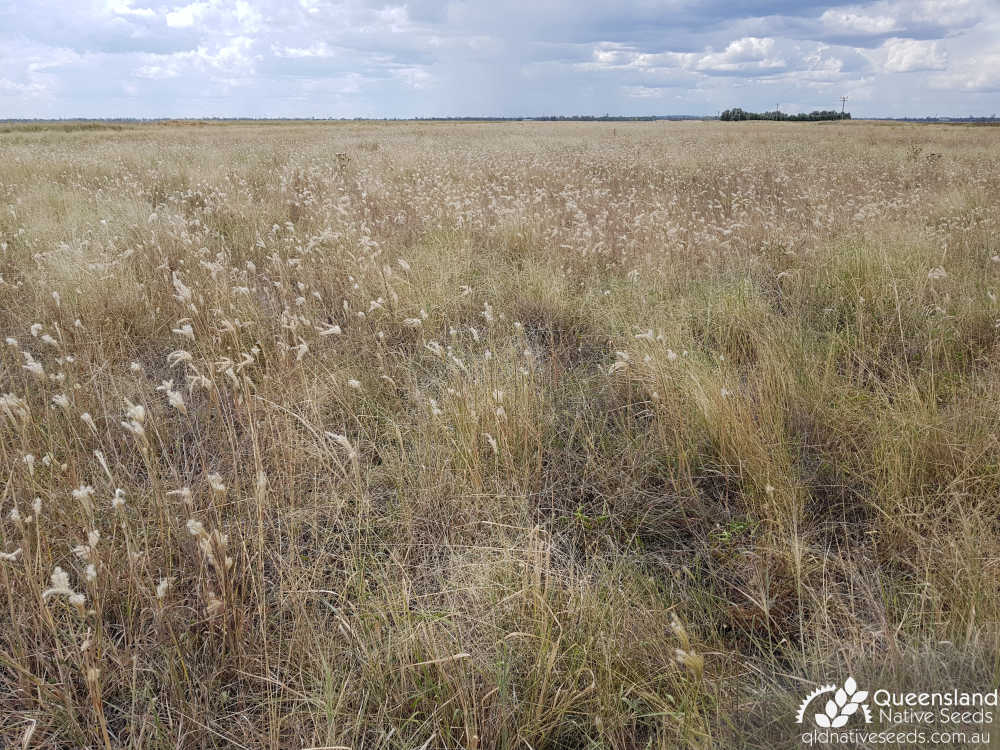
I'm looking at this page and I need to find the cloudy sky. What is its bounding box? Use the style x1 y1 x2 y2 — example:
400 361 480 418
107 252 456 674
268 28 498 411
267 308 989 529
0 0 998 118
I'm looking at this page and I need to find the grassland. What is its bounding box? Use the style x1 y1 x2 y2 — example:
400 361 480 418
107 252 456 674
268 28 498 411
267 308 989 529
1 120 1000 748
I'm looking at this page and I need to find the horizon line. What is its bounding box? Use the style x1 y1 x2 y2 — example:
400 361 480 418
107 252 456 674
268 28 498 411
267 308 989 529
3 114 1000 122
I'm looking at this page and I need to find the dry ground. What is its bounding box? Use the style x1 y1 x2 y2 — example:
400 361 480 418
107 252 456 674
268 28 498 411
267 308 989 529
2 119 1000 748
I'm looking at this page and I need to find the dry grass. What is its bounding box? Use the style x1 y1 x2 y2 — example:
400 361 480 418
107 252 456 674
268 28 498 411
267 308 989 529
1 119 1000 748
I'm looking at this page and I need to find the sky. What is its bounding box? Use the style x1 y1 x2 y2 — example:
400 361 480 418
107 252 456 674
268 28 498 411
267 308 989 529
0 0 998 119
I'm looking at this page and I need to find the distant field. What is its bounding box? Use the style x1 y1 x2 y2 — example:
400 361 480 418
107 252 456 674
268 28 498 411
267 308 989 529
2 120 999 748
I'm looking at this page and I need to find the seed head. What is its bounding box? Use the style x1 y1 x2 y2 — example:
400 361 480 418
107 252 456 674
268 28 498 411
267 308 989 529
326 432 358 461
1 393 30 424
482 433 498 455
125 402 146 424
167 349 193 366
22 355 45 379
156 577 174 599
157 380 187 414
207 473 226 494
168 487 193 507
73 485 96 514
42 567 76 600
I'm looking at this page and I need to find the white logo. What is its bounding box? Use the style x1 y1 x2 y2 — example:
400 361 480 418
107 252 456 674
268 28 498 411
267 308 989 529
796 677 872 728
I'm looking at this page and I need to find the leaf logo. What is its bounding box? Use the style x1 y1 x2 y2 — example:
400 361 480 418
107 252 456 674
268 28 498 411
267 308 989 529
795 676 872 728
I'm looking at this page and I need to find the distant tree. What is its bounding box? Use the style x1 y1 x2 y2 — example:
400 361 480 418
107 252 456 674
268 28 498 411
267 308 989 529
718 107 849 122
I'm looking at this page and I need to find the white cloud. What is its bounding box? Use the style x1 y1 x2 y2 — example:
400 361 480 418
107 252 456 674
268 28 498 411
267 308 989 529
391 66 434 90
582 37 786 77
696 37 785 73
0 77 47 96
623 85 667 99
931 54 1000 92
106 1 157 20
165 2 206 29
880 37 946 72
820 8 898 35
233 0 264 32
272 42 331 59
901 0 983 29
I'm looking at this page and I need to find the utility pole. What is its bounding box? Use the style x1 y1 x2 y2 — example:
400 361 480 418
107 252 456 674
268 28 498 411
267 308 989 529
840 96 848 118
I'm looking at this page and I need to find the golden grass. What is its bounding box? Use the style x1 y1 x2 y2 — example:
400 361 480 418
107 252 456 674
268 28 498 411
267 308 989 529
2 119 1000 748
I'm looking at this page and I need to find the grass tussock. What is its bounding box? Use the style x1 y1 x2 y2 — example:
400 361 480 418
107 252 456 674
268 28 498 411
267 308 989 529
2 120 1000 748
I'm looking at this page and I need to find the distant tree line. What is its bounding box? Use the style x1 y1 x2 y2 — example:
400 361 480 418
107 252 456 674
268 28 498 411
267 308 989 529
719 108 850 121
